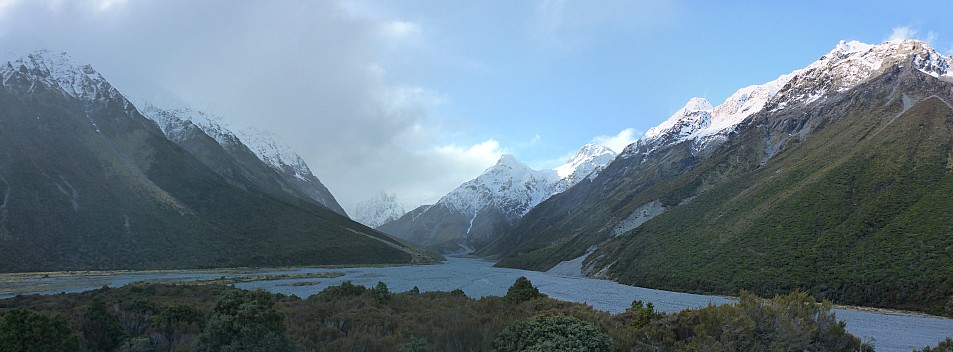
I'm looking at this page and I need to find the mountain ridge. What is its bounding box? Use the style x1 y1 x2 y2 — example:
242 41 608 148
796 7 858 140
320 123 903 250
0 50 437 271
137 102 349 216
483 39 953 315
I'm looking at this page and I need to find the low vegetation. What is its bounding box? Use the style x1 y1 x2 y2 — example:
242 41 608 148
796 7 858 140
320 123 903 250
0 277 887 351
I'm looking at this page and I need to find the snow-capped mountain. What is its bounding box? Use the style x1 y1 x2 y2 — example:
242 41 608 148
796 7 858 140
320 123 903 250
137 102 349 216
623 39 953 161
378 144 616 252
352 192 407 228
441 144 616 221
488 38 953 295
1 50 125 104
552 144 617 194
0 49 438 271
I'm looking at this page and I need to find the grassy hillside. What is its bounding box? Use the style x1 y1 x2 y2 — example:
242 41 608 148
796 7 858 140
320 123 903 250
0 65 440 272
489 66 953 316
588 69 953 316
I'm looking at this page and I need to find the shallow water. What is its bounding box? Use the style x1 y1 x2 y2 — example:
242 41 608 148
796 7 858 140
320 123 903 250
2 257 951 351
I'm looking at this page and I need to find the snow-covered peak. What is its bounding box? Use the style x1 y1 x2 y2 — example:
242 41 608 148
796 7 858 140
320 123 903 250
627 39 952 160
352 192 407 229
440 155 557 217
831 40 876 55
552 144 617 193
554 144 616 179
495 154 528 169
138 100 317 182
643 98 713 140
138 102 236 145
437 146 615 219
0 50 123 102
710 72 796 132
795 39 951 96
682 97 715 112
232 126 315 182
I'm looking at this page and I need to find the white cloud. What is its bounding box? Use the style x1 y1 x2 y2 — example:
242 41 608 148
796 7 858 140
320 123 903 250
343 140 504 212
88 0 126 12
381 20 421 40
0 0 19 16
888 26 918 42
592 128 641 153
887 26 938 44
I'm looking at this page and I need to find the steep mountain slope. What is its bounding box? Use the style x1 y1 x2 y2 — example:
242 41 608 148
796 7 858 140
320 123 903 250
351 192 406 228
0 50 438 272
379 145 615 252
486 40 953 314
138 103 348 216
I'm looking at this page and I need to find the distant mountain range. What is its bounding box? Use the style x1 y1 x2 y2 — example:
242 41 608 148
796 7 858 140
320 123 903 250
0 50 439 272
378 144 615 252
479 39 953 316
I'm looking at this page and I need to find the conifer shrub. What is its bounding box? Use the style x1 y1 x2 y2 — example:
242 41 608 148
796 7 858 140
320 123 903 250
504 276 546 304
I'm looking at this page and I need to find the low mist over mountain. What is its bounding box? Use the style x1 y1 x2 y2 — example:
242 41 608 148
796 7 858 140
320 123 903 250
351 192 407 228
378 144 615 252
0 50 438 272
483 39 953 315
138 102 349 216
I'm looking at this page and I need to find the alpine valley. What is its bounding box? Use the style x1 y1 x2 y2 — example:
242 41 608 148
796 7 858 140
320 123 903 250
0 50 440 272
468 39 953 316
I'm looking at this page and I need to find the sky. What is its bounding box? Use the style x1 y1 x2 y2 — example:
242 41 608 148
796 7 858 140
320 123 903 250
0 0 951 213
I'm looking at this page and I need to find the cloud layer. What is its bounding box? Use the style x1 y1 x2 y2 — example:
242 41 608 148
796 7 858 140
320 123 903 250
0 0 521 212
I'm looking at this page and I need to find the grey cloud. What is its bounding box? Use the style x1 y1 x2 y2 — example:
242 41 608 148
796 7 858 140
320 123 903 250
0 0 502 212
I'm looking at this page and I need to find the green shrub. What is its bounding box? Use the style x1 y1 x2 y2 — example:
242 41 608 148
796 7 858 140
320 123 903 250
918 338 953 352
493 314 612 352
374 281 392 304
81 297 128 351
504 276 546 304
194 290 297 352
0 308 81 352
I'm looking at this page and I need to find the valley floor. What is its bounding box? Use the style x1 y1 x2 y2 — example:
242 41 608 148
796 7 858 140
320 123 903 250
1 257 951 351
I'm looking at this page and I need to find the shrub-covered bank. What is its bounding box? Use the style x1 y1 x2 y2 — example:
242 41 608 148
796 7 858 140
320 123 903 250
0 278 889 351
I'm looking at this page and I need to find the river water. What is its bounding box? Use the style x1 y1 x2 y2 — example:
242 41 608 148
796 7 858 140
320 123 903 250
2 257 950 351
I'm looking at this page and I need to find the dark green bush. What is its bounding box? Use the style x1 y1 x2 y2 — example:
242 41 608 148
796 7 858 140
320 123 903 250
0 308 81 352
194 289 297 352
493 314 612 352
504 276 546 304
